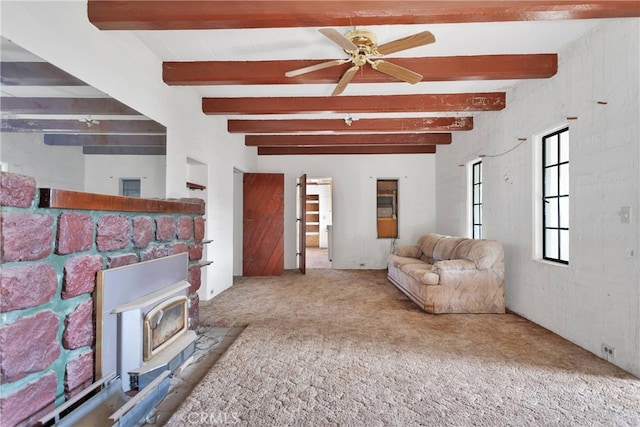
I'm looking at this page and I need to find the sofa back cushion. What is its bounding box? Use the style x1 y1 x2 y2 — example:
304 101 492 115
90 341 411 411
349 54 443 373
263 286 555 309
433 237 465 261
451 239 504 270
416 233 446 263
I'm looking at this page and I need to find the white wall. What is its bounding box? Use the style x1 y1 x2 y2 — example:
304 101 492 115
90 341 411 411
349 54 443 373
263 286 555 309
436 19 640 377
257 154 436 269
84 155 166 198
0 133 85 191
1 1 257 300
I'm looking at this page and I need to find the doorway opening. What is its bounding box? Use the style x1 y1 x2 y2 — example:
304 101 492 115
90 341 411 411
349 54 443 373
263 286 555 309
303 177 333 269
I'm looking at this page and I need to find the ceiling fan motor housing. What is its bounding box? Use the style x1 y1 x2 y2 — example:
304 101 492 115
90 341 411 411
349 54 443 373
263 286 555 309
345 29 378 65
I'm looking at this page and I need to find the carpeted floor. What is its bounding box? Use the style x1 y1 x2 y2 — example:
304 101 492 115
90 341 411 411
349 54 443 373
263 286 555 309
167 269 640 426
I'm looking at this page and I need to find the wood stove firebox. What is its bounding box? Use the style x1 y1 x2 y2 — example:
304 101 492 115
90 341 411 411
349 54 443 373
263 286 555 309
143 295 189 361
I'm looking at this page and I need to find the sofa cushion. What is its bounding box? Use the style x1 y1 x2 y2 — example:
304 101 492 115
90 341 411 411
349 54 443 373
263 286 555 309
394 245 422 258
400 263 439 285
433 237 465 261
416 233 446 263
388 254 426 269
451 239 503 270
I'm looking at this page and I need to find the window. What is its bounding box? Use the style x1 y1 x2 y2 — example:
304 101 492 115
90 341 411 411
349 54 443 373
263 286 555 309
471 160 483 239
121 178 141 197
376 179 398 238
542 127 569 263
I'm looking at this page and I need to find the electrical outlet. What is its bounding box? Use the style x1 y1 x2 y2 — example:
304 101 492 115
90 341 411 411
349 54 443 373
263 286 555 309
602 343 615 361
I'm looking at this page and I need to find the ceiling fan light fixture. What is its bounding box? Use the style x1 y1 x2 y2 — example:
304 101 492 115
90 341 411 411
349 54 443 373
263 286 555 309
344 114 353 126
285 27 436 96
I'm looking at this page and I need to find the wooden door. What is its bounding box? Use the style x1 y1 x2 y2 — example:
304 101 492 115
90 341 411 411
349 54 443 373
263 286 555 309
243 173 284 276
298 174 306 274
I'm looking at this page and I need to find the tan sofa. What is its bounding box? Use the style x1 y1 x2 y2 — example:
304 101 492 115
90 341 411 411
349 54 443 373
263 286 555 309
387 233 505 314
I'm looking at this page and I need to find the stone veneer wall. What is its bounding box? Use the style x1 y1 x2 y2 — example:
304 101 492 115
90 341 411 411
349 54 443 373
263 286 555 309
0 172 206 426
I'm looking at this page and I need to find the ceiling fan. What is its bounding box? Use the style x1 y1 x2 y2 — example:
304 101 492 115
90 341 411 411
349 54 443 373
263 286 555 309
285 28 436 96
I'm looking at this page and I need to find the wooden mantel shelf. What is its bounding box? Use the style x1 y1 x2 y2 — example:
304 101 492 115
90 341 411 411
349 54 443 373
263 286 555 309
39 188 205 214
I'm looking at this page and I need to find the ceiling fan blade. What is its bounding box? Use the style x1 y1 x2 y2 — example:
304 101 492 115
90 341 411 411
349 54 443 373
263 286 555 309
285 59 348 77
332 65 359 96
376 31 436 56
370 60 423 84
319 28 358 51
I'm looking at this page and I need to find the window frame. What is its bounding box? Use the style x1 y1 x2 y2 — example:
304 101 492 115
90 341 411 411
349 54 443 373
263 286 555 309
120 178 141 198
471 160 483 239
541 127 569 264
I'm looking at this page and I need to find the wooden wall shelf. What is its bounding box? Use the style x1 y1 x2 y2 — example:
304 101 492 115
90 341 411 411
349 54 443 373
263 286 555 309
186 181 206 191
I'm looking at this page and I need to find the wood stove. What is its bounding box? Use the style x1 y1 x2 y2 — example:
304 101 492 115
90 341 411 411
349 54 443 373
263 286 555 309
97 253 197 392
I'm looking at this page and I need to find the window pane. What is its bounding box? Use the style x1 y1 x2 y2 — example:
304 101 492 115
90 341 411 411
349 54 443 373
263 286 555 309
474 205 481 223
545 135 558 165
545 229 559 259
559 131 569 163
559 163 569 195
473 225 482 239
544 166 558 196
474 184 481 202
559 229 569 261
545 198 558 227
559 197 569 228
121 179 141 197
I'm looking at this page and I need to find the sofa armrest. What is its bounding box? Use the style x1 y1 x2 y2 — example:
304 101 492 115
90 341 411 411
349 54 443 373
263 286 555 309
395 245 422 258
432 259 477 273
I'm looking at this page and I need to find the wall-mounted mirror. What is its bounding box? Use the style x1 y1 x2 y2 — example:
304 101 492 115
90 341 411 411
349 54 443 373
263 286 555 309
0 37 167 198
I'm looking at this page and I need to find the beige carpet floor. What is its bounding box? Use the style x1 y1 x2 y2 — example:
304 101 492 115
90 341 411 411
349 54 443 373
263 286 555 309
167 269 640 426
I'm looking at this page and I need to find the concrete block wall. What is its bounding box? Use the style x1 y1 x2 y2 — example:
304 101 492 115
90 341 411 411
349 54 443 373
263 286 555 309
0 172 205 426
435 18 640 377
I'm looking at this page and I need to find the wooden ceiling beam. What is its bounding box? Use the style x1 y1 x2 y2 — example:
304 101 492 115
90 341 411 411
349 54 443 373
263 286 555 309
206 94 504 115
246 133 451 146
229 117 472 134
1 119 166 134
88 1 640 30
257 145 436 155
44 134 166 147
167 55 557 86
1 62 86 86
82 146 166 155
1 97 142 115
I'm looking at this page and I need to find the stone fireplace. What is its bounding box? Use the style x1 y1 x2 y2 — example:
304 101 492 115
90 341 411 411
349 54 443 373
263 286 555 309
0 172 207 426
